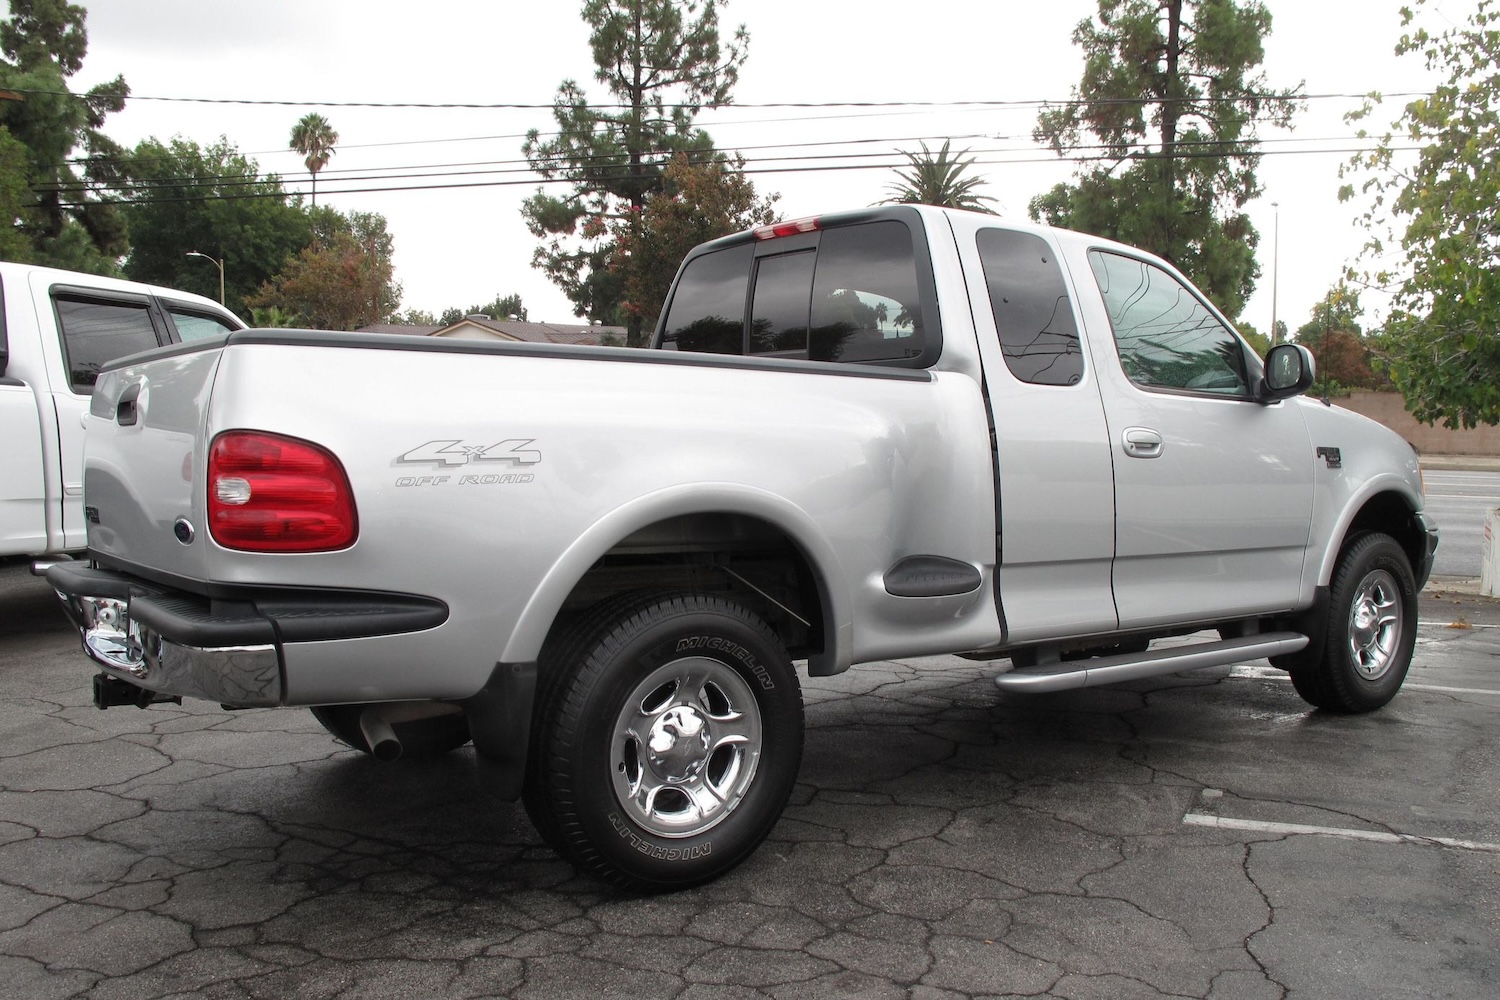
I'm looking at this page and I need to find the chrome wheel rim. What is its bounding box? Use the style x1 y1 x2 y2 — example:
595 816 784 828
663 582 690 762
610 656 762 838
1347 569 1402 681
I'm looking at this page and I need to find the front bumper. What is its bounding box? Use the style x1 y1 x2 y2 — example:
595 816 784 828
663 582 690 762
1414 511 1440 591
47 563 447 708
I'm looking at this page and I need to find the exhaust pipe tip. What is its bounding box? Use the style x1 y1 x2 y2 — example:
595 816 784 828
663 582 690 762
358 708 403 761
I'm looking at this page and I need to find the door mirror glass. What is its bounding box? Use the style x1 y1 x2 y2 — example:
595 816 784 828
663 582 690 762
1263 343 1315 398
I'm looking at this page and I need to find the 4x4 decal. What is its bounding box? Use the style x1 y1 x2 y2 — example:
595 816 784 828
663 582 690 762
395 439 541 467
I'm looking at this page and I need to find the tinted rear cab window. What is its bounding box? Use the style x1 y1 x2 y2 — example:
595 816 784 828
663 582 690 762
657 211 939 367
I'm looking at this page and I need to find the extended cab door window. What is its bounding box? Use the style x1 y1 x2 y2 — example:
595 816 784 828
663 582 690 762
977 228 1084 386
1087 251 1252 397
53 294 163 393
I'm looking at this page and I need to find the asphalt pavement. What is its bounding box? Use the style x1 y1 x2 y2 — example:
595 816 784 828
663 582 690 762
0 566 1496 999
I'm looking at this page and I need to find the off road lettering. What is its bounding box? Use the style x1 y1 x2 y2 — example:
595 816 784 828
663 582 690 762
674 636 775 689
458 474 535 485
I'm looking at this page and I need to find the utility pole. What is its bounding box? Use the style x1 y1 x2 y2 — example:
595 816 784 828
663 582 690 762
1269 201 1280 346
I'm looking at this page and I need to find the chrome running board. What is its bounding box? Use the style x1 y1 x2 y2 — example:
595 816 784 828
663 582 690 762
994 632 1309 694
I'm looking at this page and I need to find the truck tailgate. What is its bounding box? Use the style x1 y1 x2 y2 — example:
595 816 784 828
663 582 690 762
85 342 224 582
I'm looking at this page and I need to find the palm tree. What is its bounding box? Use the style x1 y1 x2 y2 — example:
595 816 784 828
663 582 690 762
882 140 997 213
289 113 339 207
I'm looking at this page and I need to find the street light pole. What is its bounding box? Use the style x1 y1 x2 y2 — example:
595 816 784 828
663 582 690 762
1269 202 1280 347
184 251 225 305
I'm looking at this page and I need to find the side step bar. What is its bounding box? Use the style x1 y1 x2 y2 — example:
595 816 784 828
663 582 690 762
994 632 1309 693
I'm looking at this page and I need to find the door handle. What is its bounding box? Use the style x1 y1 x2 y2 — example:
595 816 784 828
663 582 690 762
1122 426 1163 458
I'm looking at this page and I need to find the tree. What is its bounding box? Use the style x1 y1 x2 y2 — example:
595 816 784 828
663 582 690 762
289 112 337 208
249 209 400 330
522 0 748 345
0 0 131 270
391 308 437 326
122 136 310 314
1341 0 1500 427
1028 0 1301 319
457 293 528 322
882 140 996 212
1294 286 1381 394
610 152 776 333
1236 320 1270 357
248 305 298 328
0 125 32 261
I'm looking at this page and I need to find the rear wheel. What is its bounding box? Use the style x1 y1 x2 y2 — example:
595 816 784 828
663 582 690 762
523 592 803 891
310 704 471 758
1290 532 1416 712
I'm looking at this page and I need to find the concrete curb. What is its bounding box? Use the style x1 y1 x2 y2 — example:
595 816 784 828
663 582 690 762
1424 576 1490 597
1420 456 1500 472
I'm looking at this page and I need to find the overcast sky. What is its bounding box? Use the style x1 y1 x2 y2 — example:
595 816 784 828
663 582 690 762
69 0 1477 334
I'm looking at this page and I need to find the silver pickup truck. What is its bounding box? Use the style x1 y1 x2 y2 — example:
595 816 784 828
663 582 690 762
48 206 1438 890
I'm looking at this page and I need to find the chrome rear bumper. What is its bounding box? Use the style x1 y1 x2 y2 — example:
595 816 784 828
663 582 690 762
61 591 281 707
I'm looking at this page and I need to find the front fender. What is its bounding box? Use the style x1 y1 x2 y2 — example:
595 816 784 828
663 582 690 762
497 482 853 674
1311 471 1425 590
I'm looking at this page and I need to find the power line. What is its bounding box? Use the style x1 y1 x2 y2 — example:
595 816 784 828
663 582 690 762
43 142 1420 209
44 133 1396 200
52 112 1396 191
5 86 1431 111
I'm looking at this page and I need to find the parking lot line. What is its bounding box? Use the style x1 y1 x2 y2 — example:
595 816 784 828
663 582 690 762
1182 813 1500 854
1226 664 1500 696
1417 620 1500 628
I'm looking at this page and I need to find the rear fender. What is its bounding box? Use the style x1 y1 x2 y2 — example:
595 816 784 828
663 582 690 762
498 483 852 674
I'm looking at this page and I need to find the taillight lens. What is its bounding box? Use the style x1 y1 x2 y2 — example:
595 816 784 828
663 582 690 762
207 431 358 552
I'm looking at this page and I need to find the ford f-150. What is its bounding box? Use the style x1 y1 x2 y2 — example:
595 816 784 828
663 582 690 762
47 206 1438 890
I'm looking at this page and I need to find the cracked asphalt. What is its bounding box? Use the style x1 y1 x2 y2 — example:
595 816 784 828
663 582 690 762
1 564 1496 999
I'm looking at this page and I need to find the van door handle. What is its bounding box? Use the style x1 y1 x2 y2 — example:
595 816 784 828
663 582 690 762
1122 426 1163 458
116 382 142 426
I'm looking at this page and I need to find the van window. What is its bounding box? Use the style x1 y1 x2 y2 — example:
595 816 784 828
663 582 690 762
54 297 161 393
977 228 1083 386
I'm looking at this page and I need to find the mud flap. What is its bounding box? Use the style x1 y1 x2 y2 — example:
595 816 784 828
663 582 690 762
463 661 537 801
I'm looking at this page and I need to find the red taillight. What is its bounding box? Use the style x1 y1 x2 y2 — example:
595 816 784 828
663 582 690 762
207 431 358 552
753 216 821 240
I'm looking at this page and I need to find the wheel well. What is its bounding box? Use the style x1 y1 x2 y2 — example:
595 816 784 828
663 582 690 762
1344 490 1424 571
551 512 827 662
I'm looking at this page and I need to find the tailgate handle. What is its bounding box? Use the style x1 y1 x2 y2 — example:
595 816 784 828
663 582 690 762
116 382 142 426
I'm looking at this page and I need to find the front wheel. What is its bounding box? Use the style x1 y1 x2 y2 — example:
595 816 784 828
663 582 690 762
523 592 803 891
1290 532 1417 712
